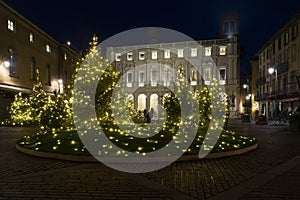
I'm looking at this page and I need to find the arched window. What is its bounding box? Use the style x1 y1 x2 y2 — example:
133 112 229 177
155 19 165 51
137 94 146 111
150 94 158 118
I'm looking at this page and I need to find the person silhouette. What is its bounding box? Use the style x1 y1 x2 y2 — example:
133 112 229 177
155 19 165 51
149 108 154 119
144 109 151 123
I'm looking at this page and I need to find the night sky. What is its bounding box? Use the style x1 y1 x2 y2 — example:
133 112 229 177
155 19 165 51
3 0 300 74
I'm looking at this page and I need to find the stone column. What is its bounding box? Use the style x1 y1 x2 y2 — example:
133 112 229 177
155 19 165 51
146 93 150 111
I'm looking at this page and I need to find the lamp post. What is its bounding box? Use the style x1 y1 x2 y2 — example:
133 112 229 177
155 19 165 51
268 67 278 117
242 84 251 116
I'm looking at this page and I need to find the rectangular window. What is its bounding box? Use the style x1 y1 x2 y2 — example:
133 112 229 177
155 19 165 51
46 44 51 53
219 46 226 55
151 51 158 59
259 55 262 65
284 50 289 62
127 52 133 61
139 71 145 87
29 33 34 43
285 31 289 45
151 69 158 86
127 72 132 87
9 56 16 76
292 24 298 40
190 70 197 86
64 70 68 86
46 64 51 85
64 53 67 60
278 54 282 64
8 48 16 76
178 49 184 57
205 47 212 56
219 68 226 85
115 53 121 61
278 37 282 50
191 48 197 57
204 68 211 85
164 50 170 58
139 51 145 60
164 69 171 86
292 45 297 62
7 20 14 31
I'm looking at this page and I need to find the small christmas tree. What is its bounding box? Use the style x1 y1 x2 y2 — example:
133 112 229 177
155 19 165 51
40 94 74 131
8 92 34 125
6 69 47 125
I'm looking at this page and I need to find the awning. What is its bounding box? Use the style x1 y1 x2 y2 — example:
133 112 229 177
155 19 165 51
0 84 31 93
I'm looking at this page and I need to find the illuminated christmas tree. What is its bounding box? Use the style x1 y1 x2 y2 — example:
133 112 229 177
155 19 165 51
8 92 34 125
28 69 48 121
7 69 47 125
40 94 74 131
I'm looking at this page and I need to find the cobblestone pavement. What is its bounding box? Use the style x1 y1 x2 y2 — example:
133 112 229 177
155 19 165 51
0 127 81 179
239 157 300 200
0 120 299 199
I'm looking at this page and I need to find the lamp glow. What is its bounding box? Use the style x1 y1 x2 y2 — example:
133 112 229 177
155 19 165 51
3 61 10 68
268 67 275 74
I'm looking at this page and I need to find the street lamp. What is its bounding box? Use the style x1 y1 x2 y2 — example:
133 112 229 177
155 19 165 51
246 94 251 100
268 67 278 117
242 84 251 114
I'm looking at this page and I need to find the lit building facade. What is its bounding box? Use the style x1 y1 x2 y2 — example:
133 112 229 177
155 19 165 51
0 1 79 121
107 36 240 118
255 12 300 118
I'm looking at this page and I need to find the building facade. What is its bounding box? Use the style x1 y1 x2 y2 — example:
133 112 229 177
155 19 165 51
107 36 240 118
255 12 300 118
250 60 259 115
0 1 79 121
239 73 252 115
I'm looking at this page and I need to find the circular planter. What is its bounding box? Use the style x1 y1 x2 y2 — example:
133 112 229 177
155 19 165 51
16 143 258 163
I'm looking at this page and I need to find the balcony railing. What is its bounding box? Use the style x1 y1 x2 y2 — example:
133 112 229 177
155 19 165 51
255 93 269 101
255 83 299 101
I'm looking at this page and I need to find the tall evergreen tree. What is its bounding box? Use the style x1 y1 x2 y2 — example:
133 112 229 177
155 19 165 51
28 69 48 121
